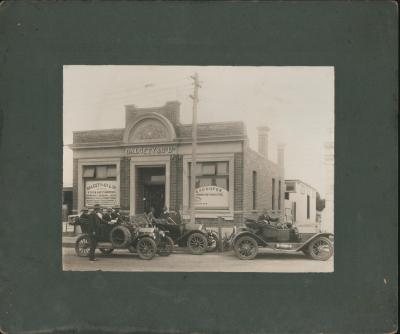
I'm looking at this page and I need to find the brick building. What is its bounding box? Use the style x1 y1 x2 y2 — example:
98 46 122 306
70 101 285 224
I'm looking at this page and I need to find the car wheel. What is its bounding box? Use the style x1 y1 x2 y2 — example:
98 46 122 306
99 248 114 255
75 234 90 257
158 236 174 256
110 225 132 248
207 234 218 252
307 237 333 261
136 237 157 260
234 236 258 260
302 248 310 256
187 232 208 255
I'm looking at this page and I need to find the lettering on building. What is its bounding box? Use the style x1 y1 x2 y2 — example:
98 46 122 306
125 145 177 156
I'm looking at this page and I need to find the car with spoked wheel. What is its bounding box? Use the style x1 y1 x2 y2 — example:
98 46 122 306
151 211 219 255
74 214 173 260
229 218 334 261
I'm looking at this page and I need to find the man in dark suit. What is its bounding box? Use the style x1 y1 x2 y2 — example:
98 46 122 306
88 204 102 261
79 207 90 219
111 206 121 220
102 208 112 223
258 208 280 225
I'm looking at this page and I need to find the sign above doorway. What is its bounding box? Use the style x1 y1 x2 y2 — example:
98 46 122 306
125 144 177 156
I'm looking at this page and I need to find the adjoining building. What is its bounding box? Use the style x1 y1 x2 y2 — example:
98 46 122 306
69 101 285 224
284 179 320 233
62 186 73 221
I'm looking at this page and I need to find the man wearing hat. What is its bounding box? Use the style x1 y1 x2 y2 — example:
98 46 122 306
258 208 280 226
111 206 121 220
79 207 90 221
88 204 102 261
102 208 112 223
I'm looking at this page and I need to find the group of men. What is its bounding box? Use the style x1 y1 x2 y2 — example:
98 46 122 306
79 204 122 261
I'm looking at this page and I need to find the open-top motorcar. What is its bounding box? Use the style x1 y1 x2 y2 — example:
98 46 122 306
151 211 219 255
73 214 173 260
229 218 334 261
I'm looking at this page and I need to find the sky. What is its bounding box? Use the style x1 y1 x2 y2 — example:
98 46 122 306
63 66 334 196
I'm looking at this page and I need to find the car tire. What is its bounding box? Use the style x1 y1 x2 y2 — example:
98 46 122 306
307 236 333 261
234 236 258 260
187 232 208 255
207 234 218 252
110 225 132 248
302 248 310 256
136 237 157 260
99 248 114 255
158 236 174 256
75 234 90 257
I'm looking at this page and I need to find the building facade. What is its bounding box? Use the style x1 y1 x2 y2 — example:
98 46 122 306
284 179 320 233
70 101 284 224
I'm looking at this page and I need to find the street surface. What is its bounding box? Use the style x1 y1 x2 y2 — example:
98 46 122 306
63 247 334 272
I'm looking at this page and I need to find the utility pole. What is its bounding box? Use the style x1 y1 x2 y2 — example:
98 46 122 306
189 73 200 224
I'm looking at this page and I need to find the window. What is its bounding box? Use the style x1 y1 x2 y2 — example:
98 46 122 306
217 162 228 175
107 166 117 177
293 202 297 222
189 161 229 209
307 195 310 219
252 171 257 210
83 167 95 178
272 178 275 210
286 182 296 192
96 166 108 179
284 192 289 200
202 163 216 175
83 165 116 180
278 180 281 210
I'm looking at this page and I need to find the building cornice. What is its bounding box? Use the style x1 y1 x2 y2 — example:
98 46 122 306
69 136 247 150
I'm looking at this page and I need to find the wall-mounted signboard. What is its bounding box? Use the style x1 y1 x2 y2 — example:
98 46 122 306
195 186 229 209
85 180 119 207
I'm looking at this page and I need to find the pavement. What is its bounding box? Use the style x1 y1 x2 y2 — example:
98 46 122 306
62 235 334 272
63 235 80 248
62 227 334 272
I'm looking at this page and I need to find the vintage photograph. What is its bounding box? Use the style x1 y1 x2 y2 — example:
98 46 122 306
62 65 334 272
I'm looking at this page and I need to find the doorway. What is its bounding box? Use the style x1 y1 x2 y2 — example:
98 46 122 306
143 184 165 217
136 166 166 217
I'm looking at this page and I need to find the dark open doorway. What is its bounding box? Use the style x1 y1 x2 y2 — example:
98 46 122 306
136 166 166 217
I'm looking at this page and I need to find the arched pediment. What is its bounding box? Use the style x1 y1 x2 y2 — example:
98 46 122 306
123 113 176 143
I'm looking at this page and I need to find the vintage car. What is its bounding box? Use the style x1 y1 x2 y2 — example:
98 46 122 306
74 214 173 260
151 211 219 255
229 218 334 261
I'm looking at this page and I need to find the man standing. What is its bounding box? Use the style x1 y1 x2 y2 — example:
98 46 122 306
88 204 102 261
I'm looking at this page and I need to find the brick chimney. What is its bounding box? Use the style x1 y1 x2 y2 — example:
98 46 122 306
277 143 285 170
257 126 270 159
125 104 137 125
125 101 181 127
164 101 181 124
